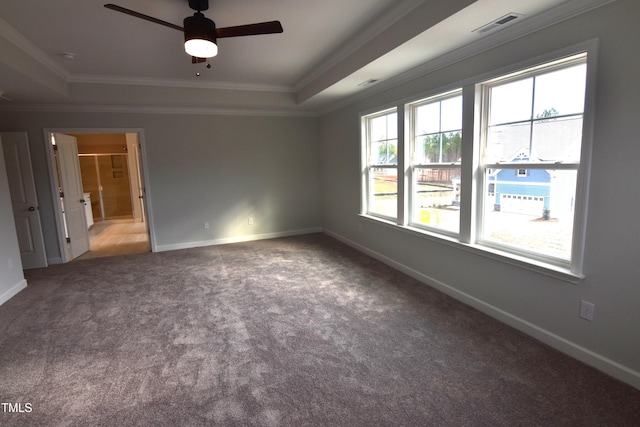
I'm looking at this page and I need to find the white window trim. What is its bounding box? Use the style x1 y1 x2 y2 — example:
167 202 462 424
475 52 588 271
474 42 597 277
360 39 598 283
407 89 463 237
361 107 399 222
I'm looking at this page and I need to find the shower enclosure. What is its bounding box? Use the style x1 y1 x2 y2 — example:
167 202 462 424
78 154 133 222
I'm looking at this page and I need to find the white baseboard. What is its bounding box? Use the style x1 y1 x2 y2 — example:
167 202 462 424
323 228 640 391
155 227 323 252
0 278 27 306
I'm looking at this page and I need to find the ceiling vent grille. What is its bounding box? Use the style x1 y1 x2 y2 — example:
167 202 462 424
473 13 523 35
357 78 379 87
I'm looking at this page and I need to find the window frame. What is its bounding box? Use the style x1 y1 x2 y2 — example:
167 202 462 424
359 40 597 282
408 89 463 237
361 107 399 222
476 52 589 270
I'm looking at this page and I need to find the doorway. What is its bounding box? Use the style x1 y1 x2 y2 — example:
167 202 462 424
46 130 153 261
1 132 48 269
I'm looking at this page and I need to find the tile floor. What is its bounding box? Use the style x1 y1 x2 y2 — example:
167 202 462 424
75 219 150 260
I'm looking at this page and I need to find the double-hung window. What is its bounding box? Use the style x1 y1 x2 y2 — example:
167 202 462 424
360 42 594 278
409 90 462 235
478 53 588 265
362 108 398 220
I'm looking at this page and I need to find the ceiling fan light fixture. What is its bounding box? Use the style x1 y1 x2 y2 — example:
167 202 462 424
105 2 283 65
185 38 217 58
184 13 218 58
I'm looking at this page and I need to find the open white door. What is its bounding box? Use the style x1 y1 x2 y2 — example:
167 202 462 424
126 133 144 223
1 132 48 269
55 133 89 259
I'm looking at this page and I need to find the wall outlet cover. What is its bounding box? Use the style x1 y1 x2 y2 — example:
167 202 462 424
579 300 595 321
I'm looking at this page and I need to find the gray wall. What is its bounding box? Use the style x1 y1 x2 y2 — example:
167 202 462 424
0 111 321 259
319 0 640 387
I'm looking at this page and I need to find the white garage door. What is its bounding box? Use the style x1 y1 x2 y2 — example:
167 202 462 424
500 194 544 215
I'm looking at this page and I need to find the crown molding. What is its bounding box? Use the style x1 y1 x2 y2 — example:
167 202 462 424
74 0 423 97
0 17 292 95
0 17 70 80
0 103 318 118
69 74 294 93
1 0 616 115
292 0 425 92
318 0 617 115
1 1 425 97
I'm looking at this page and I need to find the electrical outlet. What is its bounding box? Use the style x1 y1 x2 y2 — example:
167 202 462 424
579 300 595 321
204 221 209 229
248 217 254 225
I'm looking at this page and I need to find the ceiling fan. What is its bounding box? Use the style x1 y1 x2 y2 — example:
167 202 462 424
104 0 283 64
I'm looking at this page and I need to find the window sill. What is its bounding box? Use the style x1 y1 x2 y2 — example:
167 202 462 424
359 214 583 284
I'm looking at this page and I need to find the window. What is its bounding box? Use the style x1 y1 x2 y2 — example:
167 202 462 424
479 54 587 263
362 108 398 220
360 42 595 278
409 90 462 234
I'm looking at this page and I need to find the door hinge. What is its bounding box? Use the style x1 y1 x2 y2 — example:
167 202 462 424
59 191 64 198
53 144 58 152
66 237 70 243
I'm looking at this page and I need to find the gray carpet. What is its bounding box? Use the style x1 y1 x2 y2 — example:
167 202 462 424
1 233 638 426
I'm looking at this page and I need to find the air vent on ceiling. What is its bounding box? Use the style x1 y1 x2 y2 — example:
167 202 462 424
357 78 379 88
473 13 523 35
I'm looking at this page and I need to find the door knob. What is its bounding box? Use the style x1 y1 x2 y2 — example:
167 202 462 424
28 206 36 212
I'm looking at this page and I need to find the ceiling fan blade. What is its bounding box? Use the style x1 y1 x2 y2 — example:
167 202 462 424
104 4 184 32
215 21 283 39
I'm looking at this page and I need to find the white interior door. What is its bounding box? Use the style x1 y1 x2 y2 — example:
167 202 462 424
1 132 48 269
126 133 144 222
55 133 89 259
